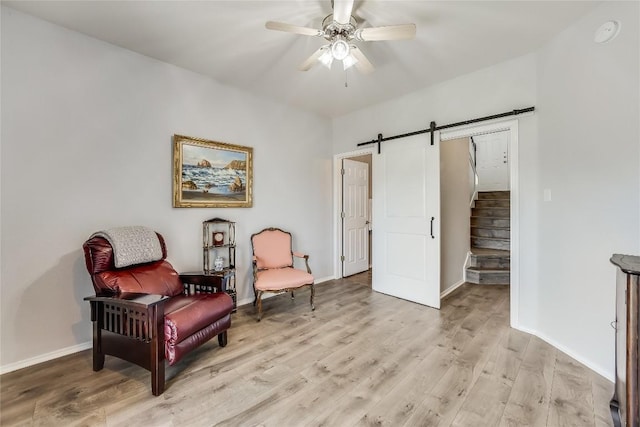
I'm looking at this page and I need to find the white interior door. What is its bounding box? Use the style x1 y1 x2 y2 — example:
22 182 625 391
342 159 369 276
372 134 440 309
475 131 509 191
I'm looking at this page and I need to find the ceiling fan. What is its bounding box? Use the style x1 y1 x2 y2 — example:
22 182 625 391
265 0 416 74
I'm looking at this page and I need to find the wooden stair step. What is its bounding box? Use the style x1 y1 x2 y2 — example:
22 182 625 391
472 207 510 218
474 199 510 208
471 236 510 251
466 267 510 285
470 247 510 256
477 191 510 200
470 226 510 239
471 217 511 228
470 248 510 269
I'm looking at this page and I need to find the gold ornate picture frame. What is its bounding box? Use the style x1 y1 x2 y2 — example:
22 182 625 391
173 134 253 208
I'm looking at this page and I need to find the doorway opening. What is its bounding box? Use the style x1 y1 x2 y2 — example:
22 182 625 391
440 132 511 292
334 148 374 284
439 119 519 327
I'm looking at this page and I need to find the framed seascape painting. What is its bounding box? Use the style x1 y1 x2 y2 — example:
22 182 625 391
173 134 253 208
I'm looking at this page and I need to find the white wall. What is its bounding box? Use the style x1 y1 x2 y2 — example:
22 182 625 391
440 137 471 293
333 53 540 331
333 1 639 380
534 1 639 378
0 7 333 371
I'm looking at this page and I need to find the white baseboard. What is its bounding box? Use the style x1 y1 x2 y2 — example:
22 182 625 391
0 341 92 375
237 297 255 307
463 251 471 282
313 276 335 285
440 279 466 299
515 325 614 382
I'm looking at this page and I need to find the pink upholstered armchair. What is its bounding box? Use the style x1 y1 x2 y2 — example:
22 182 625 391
251 228 315 320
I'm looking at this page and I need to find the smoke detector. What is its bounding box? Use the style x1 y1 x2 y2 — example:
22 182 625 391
594 20 621 44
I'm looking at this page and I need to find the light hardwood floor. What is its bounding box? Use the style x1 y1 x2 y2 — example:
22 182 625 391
1 272 614 426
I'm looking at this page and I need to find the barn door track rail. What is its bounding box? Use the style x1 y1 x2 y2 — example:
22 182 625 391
356 106 535 153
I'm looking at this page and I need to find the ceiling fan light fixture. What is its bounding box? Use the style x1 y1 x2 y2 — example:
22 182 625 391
331 39 350 60
319 49 334 69
265 0 416 74
343 54 358 70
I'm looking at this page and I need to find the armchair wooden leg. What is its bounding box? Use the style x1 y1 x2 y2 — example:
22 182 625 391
150 305 165 396
93 350 105 372
218 331 228 347
253 287 258 307
150 329 165 396
291 291 295 299
256 290 263 321
310 284 315 311
92 322 105 371
151 361 165 396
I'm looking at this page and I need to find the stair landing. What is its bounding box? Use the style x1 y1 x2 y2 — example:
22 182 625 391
468 247 510 284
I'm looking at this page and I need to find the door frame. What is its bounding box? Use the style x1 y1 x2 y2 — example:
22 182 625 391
342 158 370 277
439 119 520 328
333 147 375 278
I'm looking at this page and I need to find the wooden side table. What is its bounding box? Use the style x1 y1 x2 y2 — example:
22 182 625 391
180 271 237 312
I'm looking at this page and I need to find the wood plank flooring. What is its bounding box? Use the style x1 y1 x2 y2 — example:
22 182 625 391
0 272 614 426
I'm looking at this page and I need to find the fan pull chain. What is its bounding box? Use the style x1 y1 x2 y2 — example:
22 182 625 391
345 70 348 88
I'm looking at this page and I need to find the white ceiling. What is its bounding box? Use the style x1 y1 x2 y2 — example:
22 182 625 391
4 1 599 118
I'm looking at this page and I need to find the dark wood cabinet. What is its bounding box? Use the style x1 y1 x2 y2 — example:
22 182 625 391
610 254 640 427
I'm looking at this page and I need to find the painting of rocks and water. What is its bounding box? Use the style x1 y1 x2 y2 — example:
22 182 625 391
173 135 253 208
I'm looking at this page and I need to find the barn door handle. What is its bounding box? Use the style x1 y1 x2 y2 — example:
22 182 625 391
430 217 435 239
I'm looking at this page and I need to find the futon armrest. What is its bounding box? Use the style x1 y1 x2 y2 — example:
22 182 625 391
84 293 169 309
84 293 168 340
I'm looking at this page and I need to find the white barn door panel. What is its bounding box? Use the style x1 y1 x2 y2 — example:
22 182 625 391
372 134 440 309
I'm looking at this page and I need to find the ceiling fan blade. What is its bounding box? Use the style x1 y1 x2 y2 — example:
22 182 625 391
298 46 328 71
332 0 355 25
265 21 323 37
356 24 416 41
350 46 374 74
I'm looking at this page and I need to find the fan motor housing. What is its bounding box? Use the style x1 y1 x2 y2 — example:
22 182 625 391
322 14 357 41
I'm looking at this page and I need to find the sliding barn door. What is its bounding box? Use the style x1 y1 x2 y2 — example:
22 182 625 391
372 133 440 309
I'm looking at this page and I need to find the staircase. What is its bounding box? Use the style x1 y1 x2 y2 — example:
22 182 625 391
466 191 510 285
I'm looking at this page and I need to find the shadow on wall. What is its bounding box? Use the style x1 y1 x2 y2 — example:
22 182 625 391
15 250 92 360
240 264 254 305
73 250 93 339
